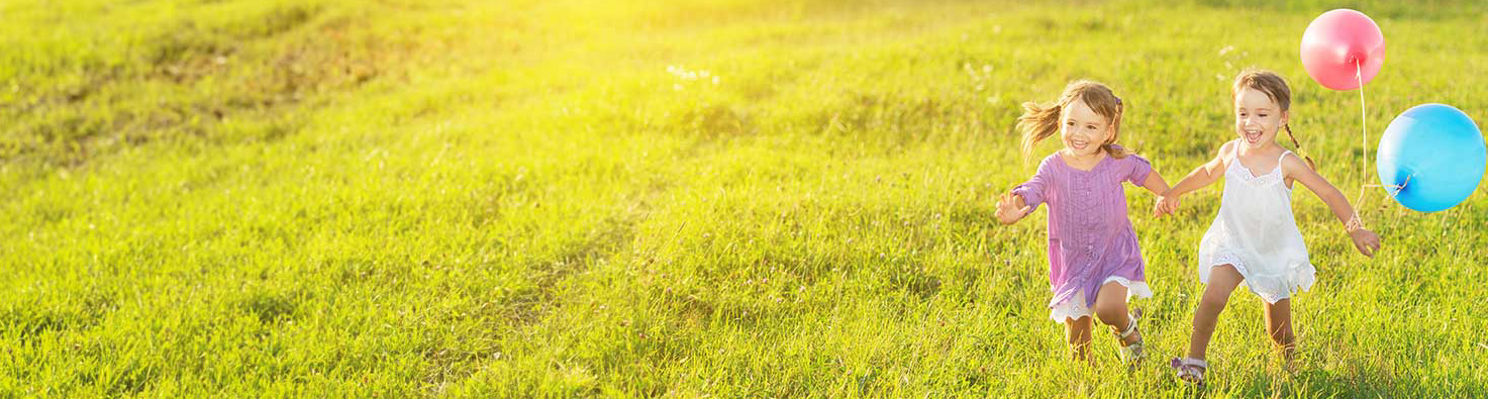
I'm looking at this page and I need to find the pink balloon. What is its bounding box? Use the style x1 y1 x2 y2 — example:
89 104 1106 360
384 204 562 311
1300 9 1385 91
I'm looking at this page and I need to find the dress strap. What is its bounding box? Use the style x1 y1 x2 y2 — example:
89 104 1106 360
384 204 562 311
1277 150 1294 165
1227 140 1242 170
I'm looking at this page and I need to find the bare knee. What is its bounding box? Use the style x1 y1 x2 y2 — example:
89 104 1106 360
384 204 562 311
1094 300 1128 328
1198 266 1240 313
1198 292 1230 313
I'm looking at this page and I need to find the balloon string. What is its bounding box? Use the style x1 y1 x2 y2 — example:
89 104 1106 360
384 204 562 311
1354 60 1369 230
1359 172 1411 232
1363 173 1412 197
1391 173 1413 196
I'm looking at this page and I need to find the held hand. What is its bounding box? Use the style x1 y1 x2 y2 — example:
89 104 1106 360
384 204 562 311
1153 194 1181 218
1349 228 1382 258
996 193 1032 225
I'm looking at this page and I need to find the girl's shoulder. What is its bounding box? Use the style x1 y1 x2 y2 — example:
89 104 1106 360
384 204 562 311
1277 149 1310 174
1217 140 1239 157
1113 145 1146 161
1108 145 1149 166
1111 149 1152 182
1213 140 1241 166
1040 151 1063 163
1036 151 1065 171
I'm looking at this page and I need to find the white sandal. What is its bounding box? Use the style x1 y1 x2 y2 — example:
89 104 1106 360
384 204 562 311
1112 311 1144 367
1170 357 1208 387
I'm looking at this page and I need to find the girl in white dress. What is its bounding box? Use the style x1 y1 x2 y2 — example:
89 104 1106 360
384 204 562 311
1154 70 1382 386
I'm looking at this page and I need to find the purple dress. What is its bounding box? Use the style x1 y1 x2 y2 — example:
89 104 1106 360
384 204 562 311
1012 150 1153 317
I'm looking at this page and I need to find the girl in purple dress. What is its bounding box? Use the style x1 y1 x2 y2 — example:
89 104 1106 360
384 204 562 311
996 80 1170 364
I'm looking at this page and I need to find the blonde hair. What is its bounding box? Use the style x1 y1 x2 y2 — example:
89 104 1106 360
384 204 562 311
1017 80 1128 161
1233 69 1316 170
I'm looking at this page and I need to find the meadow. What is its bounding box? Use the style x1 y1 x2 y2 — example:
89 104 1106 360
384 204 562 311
3 0 1488 397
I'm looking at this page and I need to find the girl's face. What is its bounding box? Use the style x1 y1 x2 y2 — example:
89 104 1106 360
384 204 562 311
1059 99 1113 157
1234 88 1289 148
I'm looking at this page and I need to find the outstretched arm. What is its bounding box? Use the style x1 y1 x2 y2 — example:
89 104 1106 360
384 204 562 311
1002 159 1054 226
1155 141 1232 217
1282 154 1382 257
1141 169 1170 197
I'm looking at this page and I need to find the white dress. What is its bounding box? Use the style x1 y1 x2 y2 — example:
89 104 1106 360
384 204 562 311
1197 141 1316 304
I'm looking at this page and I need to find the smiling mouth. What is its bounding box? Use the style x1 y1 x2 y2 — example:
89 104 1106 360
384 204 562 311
1069 138 1089 150
1243 130 1262 143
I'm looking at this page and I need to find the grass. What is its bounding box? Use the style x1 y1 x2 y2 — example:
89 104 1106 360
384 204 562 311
3 0 1488 397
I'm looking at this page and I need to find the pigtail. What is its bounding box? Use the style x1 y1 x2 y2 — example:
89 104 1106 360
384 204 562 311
1101 97 1130 159
1283 124 1317 170
1017 101 1062 163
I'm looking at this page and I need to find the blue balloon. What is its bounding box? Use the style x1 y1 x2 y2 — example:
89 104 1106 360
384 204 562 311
1376 103 1486 213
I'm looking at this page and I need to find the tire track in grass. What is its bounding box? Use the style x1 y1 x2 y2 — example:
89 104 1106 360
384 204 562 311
0 1 425 168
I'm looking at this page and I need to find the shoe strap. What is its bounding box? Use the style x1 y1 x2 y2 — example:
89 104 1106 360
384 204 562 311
1116 314 1139 340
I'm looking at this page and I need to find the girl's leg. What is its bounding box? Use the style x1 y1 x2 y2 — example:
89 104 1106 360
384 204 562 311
1065 316 1094 362
1186 264 1244 361
1263 298 1297 366
1093 281 1140 345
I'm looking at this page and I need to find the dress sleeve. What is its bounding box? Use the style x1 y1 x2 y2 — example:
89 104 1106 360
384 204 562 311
1124 154 1153 185
1011 157 1056 212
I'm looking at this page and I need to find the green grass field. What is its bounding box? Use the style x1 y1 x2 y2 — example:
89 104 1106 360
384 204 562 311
3 0 1488 397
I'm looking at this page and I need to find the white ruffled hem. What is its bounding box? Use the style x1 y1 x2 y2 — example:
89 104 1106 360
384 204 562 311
1048 277 1152 323
1200 252 1315 304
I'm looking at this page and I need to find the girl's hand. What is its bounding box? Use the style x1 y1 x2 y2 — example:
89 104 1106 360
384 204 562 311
996 193 1032 225
1153 194 1181 217
1349 227 1382 257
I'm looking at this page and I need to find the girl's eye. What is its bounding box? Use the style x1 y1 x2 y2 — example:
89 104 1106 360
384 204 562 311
1066 121 1075 126
1258 114 1268 118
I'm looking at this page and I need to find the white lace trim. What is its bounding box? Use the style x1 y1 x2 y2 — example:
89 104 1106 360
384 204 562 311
1228 162 1283 186
1200 251 1315 304
1048 277 1152 322
1225 143 1292 189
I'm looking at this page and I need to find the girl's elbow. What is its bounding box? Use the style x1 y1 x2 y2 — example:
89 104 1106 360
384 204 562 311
1199 168 1220 183
1319 186 1351 207
1315 182 1345 200
1195 172 1218 187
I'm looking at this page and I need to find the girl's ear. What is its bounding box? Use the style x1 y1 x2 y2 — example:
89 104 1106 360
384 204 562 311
1280 110 1290 126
